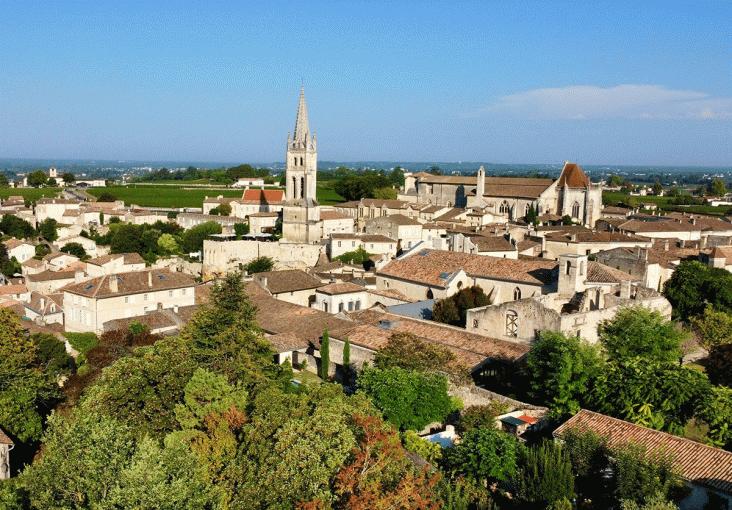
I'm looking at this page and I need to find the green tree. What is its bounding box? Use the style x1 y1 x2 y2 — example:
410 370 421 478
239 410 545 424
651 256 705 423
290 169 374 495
372 186 397 199
319 329 330 380
374 331 465 382
709 177 727 196
243 256 274 274
707 343 732 387
599 306 686 363
157 233 180 255
444 427 522 484
611 442 679 506
608 175 625 187
0 215 34 239
23 411 136 509
621 494 679 510
357 366 456 430
34 244 51 258
26 170 48 187
175 368 247 430
31 333 73 378
664 261 732 320
181 221 222 253
389 166 405 186
510 441 574 507
0 309 61 442
334 246 372 265
47 178 57 187
61 172 75 184
402 429 442 463
342 337 351 373
691 305 732 349
0 245 20 276
0 174 9 187
60 242 88 260
110 223 143 253
652 180 663 195
561 428 610 503
37 218 58 242
456 402 510 435
96 192 118 202
526 331 602 417
525 203 538 224
234 222 249 238
694 385 732 449
209 203 231 216
433 286 489 327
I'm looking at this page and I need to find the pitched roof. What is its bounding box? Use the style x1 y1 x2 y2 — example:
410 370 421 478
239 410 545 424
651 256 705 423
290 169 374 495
86 252 145 267
266 332 309 352
556 162 591 188
378 249 556 287
711 245 732 261
320 210 352 221
26 270 77 282
25 291 64 314
472 235 515 252
254 270 324 294
4 238 32 250
553 410 732 494
544 231 649 244
482 177 555 199
241 188 285 205
434 208 467 222
371 214 421 226
335 309 529 368
63 269 195 298
586 261 637 283
0 284 28 295
316 282 367 295
0 427 13 445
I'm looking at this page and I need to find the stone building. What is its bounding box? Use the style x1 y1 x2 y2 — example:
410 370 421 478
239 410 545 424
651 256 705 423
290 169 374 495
282 87 322 244
399 162 602 227
465 253 672 344
0 428 13 480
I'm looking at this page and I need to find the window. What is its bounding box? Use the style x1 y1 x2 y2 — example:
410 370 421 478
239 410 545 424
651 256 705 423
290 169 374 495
566 260 571 275
572 201 580 218
525 203 531 215
125 296 129 304
355 300 361 310
324 302 328 313
579 261 586 276
499 200 510 214
348 301 354 311
473 319 479 328
181 288 186 296
144 294 148 301
338 302 344 312
168 290 173 297
506 310 518 337
457 281 463 289
426 289 434 299
352 241 356 247
337 241 342 247
513 287 521 300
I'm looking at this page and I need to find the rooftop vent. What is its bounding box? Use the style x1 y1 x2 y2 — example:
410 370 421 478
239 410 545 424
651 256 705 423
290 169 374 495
378 319 399 330
439 271 451 280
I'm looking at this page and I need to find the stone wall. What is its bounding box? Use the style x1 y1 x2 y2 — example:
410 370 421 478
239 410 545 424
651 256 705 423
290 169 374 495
202 239 323 276
449 383 546 412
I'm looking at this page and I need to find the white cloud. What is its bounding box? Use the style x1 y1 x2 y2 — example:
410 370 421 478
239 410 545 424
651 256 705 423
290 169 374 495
479 84 732 120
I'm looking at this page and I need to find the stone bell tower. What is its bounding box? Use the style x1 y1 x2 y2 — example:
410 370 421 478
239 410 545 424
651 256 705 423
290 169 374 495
282 87 322 243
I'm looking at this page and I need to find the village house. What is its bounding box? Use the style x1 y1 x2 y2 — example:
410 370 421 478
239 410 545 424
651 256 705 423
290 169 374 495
364 214 423 252
327 233 397 259
608 214 732 243
63 269 196 333
232 188 285 218
554 410 732 510
376 249 556 302
319 210 355 237
176 212 238 233
314 281 369 314
465 253 671 344
85 253 146 277
102 304 199 336
34 198 81 223
448 233 518 259
0 281 30 303
539 230 653 260
3 238 36 263
23 291 64 326
124 209 170 225
333 198 422 229
0 428 12 480
231 177 266 188
247 212 279 235
26 270 83 293
202 196 240 215
707 245 732 272
252 269 324 307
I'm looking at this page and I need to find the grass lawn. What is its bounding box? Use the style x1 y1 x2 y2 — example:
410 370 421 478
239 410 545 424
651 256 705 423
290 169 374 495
87 185 243 208
602 191 730 216
317 181 345 205
63 332 99 355
0 187 61 202
292 368 323 387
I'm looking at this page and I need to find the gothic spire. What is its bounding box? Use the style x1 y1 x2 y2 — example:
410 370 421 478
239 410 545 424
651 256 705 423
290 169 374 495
293 86 310 143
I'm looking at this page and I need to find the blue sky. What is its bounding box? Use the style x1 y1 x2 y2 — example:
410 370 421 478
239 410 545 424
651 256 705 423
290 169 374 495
1 1 730 165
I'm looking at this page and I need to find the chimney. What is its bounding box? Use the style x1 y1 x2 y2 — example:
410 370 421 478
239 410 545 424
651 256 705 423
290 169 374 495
74 270 84 283
260 276 268 289
109 275 118 293
40 297 45 310
620 280 632 299
664 240 669 251
701 236 708 249
147 271 153 287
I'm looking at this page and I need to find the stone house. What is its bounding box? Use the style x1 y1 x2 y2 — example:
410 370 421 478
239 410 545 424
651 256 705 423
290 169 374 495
63 269 196 333
333 198 422 229
0 428 12 480
175 213 238 233
23 291 64 325
707 245 732 272
247 212 279 235
328 233 397 259
539 230 652 260
465 254 671 344
252 269 324 307
26 270 83 293
314 282 369 314
34 198 81 223
364 214 423 251
448 233 518 259
3 239 35 264
232 188 285 218
319 210 355 238
85 253 146 277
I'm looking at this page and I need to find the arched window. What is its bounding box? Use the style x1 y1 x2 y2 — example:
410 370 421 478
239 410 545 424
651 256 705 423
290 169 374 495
300 176 305 199
457 281 463 289
513 287 521 300
426 289 434 299
505 310 518 337
525 203 531 215
572 201 580 218
499 200 510 214
565 260 571 275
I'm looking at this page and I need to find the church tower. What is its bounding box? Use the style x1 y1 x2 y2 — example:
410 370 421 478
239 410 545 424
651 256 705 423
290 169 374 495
282 87 322 243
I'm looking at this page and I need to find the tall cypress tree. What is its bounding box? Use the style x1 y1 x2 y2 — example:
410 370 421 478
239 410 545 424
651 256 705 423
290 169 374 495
342 337 351 381
319 328 330 380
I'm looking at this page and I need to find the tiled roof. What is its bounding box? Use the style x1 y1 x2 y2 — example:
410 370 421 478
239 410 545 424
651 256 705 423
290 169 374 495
372 214 421 226
367 288 416 302
517 239 540 252
482 177 554 199
26 270 77 282
254 270 324 294
553 410 732 494
434 208 467 222
0 427 13 445
418 175 476 185
241 189 285 205
25 291 63 314
266 332 309 353
545 231 649 243
378 249 557 287
586 261 636 283
63 269 195 298
420 205 446 214
472 235 515 252
4 238 32 250
22 258 44 268
248 212 279 218
360 234 397 243
711 245 732 261
316 282 367 295
0 284 28 295
320 210 352 221
602 206 632 215
556 162 591 188
336 309 529 368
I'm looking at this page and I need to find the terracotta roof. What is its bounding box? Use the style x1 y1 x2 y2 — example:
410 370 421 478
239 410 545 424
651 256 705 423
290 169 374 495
336 309 529 368
619 219 701 233
418 175 476 185
26 270 77 282
545 231 649 244
369 214 421 226
317 282 367 295
63 269 195 298
711 245 732 261
586 261 636 283
25 291 63 314
0 427 13 445
482 177 554 199
357 199 417 209
517 239 540 252
241 189 285 205
248 212 279 218
22 258 44 268
367 288 416 302
556 162 591 188
378 249 556 287
472 236 515 252
4 238 32 250
360 234 397 243
434 208 467 222
0 284 28 295
86 252 144 267
266 332 309 352
320 210 352 221
254 270 324 294
553 410 732 494
246 281 353 343
602 206 632 215
420 205 446 214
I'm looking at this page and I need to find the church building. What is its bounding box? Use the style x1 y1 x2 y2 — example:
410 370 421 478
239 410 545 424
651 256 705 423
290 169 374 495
282 88 323 243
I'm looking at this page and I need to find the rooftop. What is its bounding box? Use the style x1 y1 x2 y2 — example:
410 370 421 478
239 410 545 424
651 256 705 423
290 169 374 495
316 282 367 295
63 269 195 298
254 269 324 294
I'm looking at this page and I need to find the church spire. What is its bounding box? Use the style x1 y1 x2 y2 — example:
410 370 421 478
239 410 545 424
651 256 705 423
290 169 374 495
293 86 310 143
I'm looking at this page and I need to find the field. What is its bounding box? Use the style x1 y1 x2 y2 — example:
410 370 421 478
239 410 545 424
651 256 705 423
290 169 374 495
86 182 346 208
0 187 62 202
603 191 730 216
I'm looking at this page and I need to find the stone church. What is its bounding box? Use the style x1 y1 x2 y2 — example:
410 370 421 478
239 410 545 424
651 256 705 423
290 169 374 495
400 162 602 227
282 87 323 243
